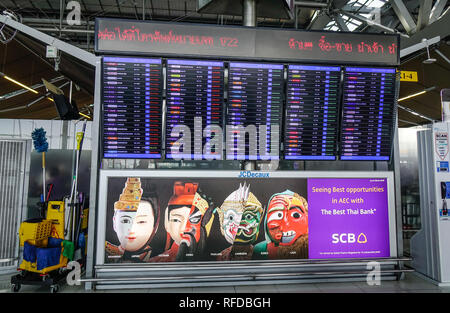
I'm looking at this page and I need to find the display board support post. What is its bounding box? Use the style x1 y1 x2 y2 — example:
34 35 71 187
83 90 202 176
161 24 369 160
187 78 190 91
392 78 404 259
85 59 102 290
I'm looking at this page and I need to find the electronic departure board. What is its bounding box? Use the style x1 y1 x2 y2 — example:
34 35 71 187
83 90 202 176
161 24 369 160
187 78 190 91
340 67 397 161
226 62 284 160
102 56 163 159
284 65 341 160
165 59 224 159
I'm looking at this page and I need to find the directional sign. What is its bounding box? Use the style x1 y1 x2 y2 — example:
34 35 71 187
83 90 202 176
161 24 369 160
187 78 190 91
400 71 418 82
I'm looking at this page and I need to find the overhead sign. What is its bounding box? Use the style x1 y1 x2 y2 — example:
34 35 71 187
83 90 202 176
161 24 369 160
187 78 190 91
95 18 400 66
400 70 418 82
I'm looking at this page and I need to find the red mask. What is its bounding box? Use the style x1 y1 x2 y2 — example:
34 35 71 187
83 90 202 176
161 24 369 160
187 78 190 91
266 191 308 246
181 206 202 245
167 182 207 248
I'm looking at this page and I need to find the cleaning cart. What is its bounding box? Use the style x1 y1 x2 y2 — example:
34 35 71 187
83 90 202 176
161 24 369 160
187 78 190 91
10 126 88 293
11 216 75 293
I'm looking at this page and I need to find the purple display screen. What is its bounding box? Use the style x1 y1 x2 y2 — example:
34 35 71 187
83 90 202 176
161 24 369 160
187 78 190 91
339 67 397 162
102 56 163 159
308 178 390 258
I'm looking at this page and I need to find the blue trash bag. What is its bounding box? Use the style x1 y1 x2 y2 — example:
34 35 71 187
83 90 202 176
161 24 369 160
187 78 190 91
48 237 63 248
35 238 63 271
36 246 61 270
23 242 37 263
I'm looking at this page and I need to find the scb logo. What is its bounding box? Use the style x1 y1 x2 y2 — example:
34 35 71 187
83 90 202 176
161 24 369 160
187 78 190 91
331 233 367 244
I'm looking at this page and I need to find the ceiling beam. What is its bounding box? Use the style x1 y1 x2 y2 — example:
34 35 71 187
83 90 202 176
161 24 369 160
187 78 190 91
334 13 349 31
400 10 450 51
398 118 421 126
294 1 328 9
0 13 98 66
429 0 448 23
435 49 450 65
340 4 374 14
417 0 433 31
397 104 436 122
399 35 440 58
339 10 408 37
388 0 417 34
308 0 349 30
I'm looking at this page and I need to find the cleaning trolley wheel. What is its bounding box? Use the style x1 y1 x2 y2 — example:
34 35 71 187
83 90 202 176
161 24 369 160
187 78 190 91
50 284 59 293
11 283 21 293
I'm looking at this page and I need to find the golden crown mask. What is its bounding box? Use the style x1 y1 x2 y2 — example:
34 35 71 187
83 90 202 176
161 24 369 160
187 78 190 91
114 178 143 211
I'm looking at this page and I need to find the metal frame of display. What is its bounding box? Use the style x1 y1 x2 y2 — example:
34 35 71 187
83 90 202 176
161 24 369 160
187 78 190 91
0 14 407 291
95 169 398 267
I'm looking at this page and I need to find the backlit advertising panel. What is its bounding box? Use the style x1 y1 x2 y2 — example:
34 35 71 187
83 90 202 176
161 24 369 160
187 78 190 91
99 171 394 264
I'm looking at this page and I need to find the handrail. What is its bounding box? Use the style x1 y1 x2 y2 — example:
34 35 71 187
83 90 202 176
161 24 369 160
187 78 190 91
81 268 414 283
95 257 411 270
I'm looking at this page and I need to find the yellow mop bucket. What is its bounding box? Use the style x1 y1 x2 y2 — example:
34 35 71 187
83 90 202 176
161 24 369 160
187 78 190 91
19 219 52 247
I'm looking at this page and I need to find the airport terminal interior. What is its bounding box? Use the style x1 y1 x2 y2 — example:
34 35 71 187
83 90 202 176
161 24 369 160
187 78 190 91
0 0 450 298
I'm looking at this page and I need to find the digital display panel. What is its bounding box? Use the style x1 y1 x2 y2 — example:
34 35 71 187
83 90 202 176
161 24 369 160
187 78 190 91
226 62 284 160
102 56 163 159
165 59 224 160
340 67 397 161
284 65 341 160
96 18 400 66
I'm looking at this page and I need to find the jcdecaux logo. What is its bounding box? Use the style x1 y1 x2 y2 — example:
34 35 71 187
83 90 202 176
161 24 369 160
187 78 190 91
238 171 270 178
331 233 368 244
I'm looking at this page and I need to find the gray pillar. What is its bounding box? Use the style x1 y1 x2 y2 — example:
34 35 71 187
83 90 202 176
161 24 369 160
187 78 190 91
243 0 257 27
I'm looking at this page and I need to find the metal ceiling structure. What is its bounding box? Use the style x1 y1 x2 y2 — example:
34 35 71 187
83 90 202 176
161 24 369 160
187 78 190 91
0 0 449 126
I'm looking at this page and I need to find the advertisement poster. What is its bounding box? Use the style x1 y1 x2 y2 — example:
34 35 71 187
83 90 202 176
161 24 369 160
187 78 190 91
308 178 390 258
103 176 390 263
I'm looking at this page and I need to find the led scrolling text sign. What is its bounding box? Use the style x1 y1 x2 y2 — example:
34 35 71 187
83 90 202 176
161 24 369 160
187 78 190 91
95 19 399 66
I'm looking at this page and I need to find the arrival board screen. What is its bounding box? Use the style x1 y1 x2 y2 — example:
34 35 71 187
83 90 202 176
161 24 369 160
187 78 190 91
165 59 224 160
102 56 163 158
284 65 340 160
226 62 284 160
340 67 397 161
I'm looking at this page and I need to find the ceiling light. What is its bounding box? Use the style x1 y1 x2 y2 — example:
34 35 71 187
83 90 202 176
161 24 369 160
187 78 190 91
398 90 426 102
0 72 39 94
79 112 91 120
398 86 436 102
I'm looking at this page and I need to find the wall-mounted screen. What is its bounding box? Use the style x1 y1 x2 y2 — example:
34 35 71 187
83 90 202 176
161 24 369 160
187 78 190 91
226 62 284 160
284 65 341 160
102 56 163 159
165 59 225 160
98 171 396 264
340 67 397 161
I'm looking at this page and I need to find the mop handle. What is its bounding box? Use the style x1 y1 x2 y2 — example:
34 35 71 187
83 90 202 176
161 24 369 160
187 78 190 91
42 151 46 199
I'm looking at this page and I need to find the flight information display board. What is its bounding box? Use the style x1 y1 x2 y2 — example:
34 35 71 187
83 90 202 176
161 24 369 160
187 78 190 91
226 62 284 160
165 59 224 159
340 67 397 161
102 56 163 159
284 65 341 160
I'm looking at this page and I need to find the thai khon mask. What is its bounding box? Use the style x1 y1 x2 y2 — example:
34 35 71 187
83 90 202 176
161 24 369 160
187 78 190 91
165 182 212 250
265 190 308 246
231 184 264 245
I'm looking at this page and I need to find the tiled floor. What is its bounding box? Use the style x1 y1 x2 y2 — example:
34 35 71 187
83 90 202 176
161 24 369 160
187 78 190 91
1 271 450 293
